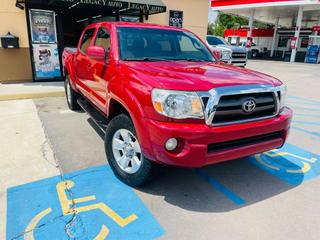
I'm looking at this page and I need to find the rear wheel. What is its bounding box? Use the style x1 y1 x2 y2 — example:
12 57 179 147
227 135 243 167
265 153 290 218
105 114 155 186
65 75 80 111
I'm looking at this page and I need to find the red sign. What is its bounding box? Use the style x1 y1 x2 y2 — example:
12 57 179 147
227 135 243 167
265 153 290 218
313 26 320 32
290 37 297 49
224 28 274 37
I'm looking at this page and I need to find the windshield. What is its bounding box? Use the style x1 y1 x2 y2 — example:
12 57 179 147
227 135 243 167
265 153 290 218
117 27 215 62
206 36 229 46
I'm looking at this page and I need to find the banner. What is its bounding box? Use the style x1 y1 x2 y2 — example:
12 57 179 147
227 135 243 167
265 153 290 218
32 44 61 79
29 9 57 44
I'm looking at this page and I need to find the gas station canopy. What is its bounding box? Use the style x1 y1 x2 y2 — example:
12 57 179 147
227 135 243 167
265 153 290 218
211 0 320 62
211 0 320 27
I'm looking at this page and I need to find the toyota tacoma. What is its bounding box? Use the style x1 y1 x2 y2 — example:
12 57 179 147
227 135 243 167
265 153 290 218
63 22 292 186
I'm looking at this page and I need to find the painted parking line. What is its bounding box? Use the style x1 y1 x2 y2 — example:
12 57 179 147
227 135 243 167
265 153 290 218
249 143 320 185
288 96 320 104
292 113 320 118
289 102 320 107
291 126 320 138
7 165 164 240
289 106 320 112
195 169 246 205
293 120 320 127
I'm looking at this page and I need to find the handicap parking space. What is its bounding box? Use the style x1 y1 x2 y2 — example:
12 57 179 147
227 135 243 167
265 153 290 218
5 88 320 239
7 165 164 240
250 143 320 185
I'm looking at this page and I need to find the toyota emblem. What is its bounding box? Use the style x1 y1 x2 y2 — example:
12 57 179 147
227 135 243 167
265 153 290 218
242 99 256 113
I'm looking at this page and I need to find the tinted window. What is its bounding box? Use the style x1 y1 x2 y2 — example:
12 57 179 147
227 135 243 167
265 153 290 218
117 27 214 62
80 28 95 53
95 27 111 52
206 36 225 46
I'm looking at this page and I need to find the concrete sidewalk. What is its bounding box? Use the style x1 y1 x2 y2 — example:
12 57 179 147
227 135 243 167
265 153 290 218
0 81 65 101
0 99 61 240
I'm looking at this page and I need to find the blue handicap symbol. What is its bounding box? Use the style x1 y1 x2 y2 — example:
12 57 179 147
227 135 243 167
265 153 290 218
249 143 320 185
7 165 164 240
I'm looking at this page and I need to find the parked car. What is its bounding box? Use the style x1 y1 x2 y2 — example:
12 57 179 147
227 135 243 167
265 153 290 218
206 35 248 67
63 22 292 186
209 46 233 64
240 41 267 58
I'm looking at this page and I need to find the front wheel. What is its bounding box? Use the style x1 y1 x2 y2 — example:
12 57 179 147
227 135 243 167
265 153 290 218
105 114 155 186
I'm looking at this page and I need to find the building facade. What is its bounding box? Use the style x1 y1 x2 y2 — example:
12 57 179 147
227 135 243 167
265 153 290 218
0 0 209 83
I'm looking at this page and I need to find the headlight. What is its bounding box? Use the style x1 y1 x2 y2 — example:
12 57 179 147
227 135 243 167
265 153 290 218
221 50 231 60
278 84 287 110
152 89 204 119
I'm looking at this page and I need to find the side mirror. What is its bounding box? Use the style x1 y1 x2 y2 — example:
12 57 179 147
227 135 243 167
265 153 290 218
87 46 106 61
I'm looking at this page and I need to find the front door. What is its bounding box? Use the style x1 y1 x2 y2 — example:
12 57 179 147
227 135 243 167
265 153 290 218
74 27 96 102
90 27 112 113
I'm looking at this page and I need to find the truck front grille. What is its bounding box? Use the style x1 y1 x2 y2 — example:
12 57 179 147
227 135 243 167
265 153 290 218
207 131 283 153
211 92 277 125
232 52 247 59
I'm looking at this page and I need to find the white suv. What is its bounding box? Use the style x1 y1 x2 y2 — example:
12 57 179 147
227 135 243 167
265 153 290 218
207 35 248 67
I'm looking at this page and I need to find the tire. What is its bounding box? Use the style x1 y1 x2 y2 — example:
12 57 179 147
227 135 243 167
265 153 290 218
105 114 155 187
252 50 259 58
65 75 80 111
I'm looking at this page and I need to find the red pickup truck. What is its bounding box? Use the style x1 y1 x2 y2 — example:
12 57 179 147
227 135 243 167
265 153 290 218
63 22 292 186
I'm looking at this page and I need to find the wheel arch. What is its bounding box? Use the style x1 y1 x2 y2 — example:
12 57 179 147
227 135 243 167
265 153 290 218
107 96 155 161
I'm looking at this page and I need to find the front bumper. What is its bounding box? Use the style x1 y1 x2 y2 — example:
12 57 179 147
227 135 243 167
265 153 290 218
231 59 247 67
145 107 292 168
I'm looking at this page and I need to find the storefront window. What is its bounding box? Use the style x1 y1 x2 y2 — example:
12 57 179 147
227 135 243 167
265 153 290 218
300 37 309 48
278 36 290 47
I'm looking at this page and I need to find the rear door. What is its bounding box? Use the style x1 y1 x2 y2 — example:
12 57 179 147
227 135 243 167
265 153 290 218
74 27 96 100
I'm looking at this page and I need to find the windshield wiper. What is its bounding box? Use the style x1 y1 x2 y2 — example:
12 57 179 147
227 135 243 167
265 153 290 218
174 58 211 62
123 57 174 62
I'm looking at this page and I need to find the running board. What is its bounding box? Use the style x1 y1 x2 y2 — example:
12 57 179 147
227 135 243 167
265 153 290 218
77 98 108 132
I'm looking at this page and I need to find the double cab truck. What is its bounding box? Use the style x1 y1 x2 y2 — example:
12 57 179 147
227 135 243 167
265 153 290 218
63 22 292 186
206 35 248 67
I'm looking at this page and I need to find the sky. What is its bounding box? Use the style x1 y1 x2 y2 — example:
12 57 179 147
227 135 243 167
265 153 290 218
208 0 218 23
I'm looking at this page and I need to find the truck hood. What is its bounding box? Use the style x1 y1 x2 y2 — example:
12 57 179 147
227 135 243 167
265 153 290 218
216 45 247 52
122 61 282 91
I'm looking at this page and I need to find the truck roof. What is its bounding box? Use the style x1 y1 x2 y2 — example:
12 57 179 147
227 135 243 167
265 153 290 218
85 21 190 32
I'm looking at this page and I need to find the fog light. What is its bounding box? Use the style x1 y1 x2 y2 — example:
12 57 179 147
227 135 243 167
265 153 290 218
165 138 178 151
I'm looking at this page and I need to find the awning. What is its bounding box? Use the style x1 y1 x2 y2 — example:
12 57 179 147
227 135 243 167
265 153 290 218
46 0 167 15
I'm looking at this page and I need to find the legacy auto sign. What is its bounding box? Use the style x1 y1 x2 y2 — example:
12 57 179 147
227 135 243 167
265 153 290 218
169 10 183 28
53 0 166 13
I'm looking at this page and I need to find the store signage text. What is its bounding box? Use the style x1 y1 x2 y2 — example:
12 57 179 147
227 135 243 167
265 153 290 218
57 0 124 8
55 0 166 12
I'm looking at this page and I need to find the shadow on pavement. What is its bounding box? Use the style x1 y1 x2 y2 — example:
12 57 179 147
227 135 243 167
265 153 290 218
87 115 303 213
137 157 303 213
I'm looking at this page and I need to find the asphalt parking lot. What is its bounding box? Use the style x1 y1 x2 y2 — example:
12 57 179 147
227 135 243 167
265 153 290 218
3 60 320 240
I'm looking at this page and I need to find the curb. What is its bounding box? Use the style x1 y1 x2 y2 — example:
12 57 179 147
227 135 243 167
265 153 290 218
0 91 65 101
